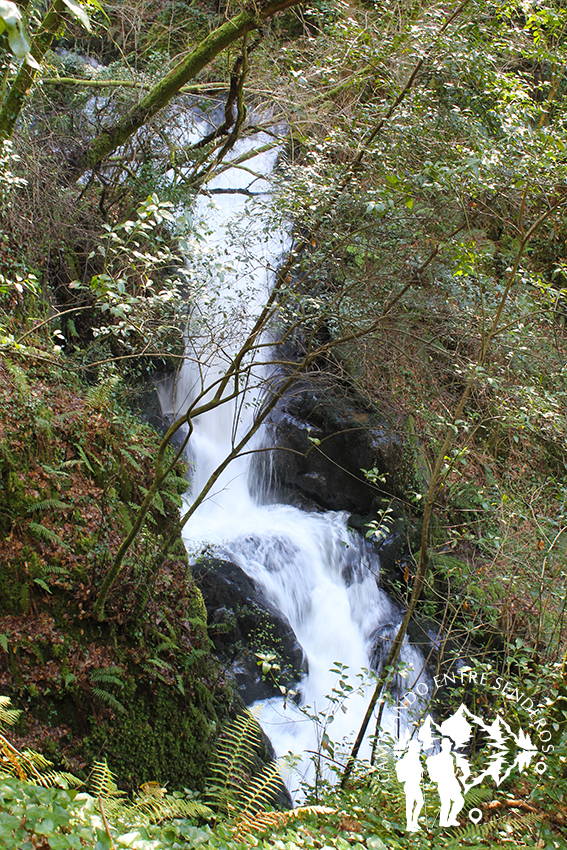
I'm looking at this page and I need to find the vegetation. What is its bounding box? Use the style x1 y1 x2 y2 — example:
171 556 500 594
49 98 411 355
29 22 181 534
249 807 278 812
1 0 567 847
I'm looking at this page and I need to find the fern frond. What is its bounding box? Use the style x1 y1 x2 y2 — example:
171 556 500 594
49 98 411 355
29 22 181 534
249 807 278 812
505 811 540 836
90 759 125 798
155 640 178 654
133 793 214 823
207 710 264 816
152 491 165 516
117 503 134 534
463 785 492 808
40 463 71 477
234 805 336 838
85 375 119 412
1 732 78 788
75 444 94 473
21 749 53 770
240 759 287 819
34 768 83 789
119 447 143 472
27 498 69 513
0 696 21 727
1 737 28 780
450 819 494 842
90 666 125 688
28 522 68 548
44 563 71 576
92 688 126 714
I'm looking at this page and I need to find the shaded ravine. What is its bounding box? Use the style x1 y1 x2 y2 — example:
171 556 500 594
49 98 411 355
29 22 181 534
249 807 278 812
158 118 425 794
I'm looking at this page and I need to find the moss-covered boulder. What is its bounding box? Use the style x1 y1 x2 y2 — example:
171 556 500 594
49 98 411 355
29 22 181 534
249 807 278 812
0 353 230 791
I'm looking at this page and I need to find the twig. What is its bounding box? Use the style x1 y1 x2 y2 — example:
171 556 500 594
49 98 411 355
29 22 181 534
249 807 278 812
98 797 116 850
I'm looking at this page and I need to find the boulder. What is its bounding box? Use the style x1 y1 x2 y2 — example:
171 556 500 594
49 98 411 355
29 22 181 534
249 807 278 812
264 381 407 514
191 557 307 704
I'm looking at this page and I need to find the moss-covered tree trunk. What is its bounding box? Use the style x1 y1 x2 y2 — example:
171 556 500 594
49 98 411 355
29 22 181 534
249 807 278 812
0 0 67 140
78 0 302 173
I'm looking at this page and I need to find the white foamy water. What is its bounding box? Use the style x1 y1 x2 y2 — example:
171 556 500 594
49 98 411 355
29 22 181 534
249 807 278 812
158 117 426 795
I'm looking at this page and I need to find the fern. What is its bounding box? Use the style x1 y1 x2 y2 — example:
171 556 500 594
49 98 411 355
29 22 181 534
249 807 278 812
207 710 261 817
140 486 166 516
151 490 166 516
119 447 143 472
154 639 178 654
234 805 335 838
0 695 80 788
75 443 94 473
463 786 492 808
40 462 72 477
28 522 68 549
131 791 213 823
447 819 494 843
85 373 120 412
27 498 69 513
239 759 288 819
90 667 126 714
92 688 126 714
89 759 125 798
90 666 125 689
0 695 21 728
43 563 71 576
90 760 212 825
207 709 288 822
60 458 83 468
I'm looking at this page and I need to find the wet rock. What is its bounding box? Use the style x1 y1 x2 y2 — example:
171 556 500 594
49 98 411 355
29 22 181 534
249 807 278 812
192 557 307 704
265 381 408 514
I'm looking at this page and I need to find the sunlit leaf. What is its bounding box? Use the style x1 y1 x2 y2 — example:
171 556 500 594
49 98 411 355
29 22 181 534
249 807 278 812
62 0 91 31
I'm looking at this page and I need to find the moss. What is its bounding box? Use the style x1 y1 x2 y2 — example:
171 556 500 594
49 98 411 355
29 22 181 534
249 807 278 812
0 448 29 535
0 354 231 792
84 679 217 791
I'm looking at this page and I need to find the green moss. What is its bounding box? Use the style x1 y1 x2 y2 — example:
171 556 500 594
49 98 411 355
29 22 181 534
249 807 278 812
85 679 217 791
0 353 231 793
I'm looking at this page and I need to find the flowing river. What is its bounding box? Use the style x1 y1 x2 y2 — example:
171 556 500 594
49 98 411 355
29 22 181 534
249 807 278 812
158 118 425 795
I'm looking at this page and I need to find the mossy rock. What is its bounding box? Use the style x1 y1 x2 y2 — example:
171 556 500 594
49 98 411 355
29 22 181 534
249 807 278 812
84 679 217 791
0 354 231 793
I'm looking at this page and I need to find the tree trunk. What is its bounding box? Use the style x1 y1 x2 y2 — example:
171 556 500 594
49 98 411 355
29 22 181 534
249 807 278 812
0 0 67 140
79 0 302 174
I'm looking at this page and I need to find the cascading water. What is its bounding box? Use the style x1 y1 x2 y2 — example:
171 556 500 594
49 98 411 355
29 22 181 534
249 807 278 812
158 117 426 795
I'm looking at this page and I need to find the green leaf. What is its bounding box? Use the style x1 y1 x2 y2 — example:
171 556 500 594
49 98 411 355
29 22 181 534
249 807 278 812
33 578 52 594
29 522 68 549
76 444 94 473
367 838 387 850
0 1 32 59
62 0 91 31
0 634 7 652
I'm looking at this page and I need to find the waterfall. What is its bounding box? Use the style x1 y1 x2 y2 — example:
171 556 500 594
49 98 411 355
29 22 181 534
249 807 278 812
158 118 426 795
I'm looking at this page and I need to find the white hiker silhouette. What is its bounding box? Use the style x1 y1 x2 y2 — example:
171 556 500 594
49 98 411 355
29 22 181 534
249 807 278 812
426 737 465 827
395 739 424 832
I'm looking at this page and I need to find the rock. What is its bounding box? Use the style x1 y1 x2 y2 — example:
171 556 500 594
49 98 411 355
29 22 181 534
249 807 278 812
264 381 408 514
191 557 307 704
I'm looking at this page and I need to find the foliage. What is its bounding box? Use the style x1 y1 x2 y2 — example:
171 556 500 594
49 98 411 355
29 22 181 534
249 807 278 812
0 348 226 790
207 709 289 823
2 0 567 847
0 1 39 69
85 193 189 371
0 695 79 789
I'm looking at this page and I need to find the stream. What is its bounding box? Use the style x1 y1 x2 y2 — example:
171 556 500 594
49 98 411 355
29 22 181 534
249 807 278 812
157 116 426 795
